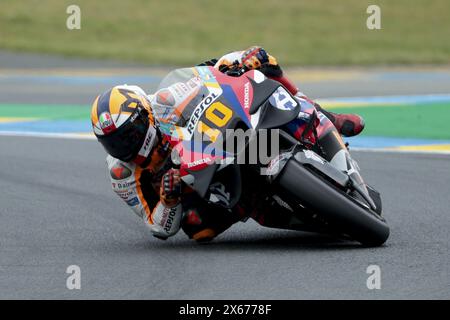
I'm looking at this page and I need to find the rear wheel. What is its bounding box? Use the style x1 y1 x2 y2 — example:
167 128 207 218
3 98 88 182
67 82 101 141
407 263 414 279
276 157 390 246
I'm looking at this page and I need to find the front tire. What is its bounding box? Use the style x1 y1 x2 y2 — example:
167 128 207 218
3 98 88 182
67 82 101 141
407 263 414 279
276 158 390 246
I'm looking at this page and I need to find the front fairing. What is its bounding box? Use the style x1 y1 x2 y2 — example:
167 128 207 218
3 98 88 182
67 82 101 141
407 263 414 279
156 66 300 206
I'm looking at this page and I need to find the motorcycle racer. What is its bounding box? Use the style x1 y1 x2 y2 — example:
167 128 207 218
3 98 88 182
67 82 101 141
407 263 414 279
91 47 366 242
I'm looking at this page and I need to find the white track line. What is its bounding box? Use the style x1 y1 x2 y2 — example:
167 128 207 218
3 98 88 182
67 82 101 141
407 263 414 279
0 131 96 140
351 147 450 155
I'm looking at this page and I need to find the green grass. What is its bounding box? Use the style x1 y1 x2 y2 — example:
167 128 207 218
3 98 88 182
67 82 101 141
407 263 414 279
2 102 449 140
1 0 450 66
331 103 450 140
0 104 89 120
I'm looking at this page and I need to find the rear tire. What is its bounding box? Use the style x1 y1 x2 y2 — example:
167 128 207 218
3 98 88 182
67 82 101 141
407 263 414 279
276 158 390 246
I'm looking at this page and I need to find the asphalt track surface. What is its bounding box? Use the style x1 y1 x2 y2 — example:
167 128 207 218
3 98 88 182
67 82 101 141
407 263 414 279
1 52 449 299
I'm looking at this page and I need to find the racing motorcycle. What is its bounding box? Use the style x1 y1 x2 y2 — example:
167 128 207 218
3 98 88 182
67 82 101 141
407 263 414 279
156 66 389 246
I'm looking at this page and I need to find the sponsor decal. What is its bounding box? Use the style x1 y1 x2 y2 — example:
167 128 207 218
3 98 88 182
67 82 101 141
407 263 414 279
126 197 139 207
156 89 175 106
173 83 190 98
187 157 212 168
243 82 251 109
142 133 153 152
114 181 132 189
110 164 132 179
186 92 218 135
99 112 116 133
187 77 202 89
116 190 135 200
164 207 178 233
136 125 157 158
269 87 297 111
129 110 139 122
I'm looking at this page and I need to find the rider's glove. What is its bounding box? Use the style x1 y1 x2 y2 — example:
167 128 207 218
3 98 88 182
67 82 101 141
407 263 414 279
241 46 270 70
160 168 182 207
241 46 283 78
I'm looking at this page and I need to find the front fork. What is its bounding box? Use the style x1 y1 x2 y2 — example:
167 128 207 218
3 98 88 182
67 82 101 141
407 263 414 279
318 128 377 210
260 127 377 231
282 97 377 211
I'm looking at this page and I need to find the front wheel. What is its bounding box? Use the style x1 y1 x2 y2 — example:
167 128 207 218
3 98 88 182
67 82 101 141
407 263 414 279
276 158 390 246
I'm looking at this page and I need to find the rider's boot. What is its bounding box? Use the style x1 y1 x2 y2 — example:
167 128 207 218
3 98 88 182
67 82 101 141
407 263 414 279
181 202 243 242
274 78 365 138
314 103 365 137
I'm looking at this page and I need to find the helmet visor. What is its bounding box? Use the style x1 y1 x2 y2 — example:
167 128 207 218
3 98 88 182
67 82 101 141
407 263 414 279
97 108 150 162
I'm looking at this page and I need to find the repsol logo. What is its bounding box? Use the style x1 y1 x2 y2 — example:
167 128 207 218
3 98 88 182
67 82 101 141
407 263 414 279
186 92 218 135
164 207 178 233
